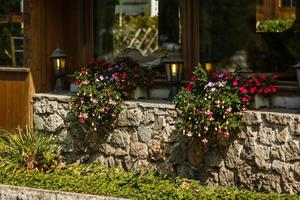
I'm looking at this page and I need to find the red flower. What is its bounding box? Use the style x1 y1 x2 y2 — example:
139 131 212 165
271 86 278 93
74 80 80 85
239 87 248 94
186 83 193 91
122 72 127 79
264 87 272 94
134 74 139 78
80 67 88 74
241 96 248 103
250 87 256 94
191 76 197 82
133 66 138 71
261 74 267 80
257 88 263 93
233 79 239 86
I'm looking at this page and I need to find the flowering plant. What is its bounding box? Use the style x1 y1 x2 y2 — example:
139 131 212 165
70 58 122 131
232 73 277 107
174 65 277 146
103 57 153 98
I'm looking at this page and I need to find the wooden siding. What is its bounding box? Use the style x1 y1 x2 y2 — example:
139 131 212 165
24 0 93 93
181 0 200 81
0 69 34 130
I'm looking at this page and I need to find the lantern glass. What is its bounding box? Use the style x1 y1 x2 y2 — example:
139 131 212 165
52 57 66 73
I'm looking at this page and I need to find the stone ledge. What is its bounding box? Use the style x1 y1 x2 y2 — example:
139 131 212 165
0 184 128 200
33 93 175 110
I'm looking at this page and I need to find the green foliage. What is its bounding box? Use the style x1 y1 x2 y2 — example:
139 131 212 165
70 57 153 131
0 164 298 200
174 64 244 146
257 20 294 32
0 128 64 173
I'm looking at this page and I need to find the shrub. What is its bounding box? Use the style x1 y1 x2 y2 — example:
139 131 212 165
70 57 152 131
174 65 244 146
0 128 64 173
0 164 298 200
174 65 277 146
257 19 294 32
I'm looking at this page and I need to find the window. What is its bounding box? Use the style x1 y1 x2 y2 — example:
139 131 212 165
200 0 300 81
0 0 24 67
93 0 181 60
256 0 295 32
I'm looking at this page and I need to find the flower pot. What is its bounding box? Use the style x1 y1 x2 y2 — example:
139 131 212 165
251 94 271 109
130 86 148 100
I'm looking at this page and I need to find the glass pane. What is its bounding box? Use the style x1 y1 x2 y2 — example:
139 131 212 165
0 0 24 66
93 0 160 59
199 0 300 81
256 0 296 32
93 0 181 60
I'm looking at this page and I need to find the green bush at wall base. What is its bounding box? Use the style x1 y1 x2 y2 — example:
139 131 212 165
0 164 299 200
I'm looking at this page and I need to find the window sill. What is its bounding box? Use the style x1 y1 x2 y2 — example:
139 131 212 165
0 67 30 73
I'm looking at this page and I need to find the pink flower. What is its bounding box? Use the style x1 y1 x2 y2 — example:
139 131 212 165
233 79 239 86
79 112 88 124
91 98 98 106
82 80 89 85
201 138 209 145
223 131 230 138
186 131 193 137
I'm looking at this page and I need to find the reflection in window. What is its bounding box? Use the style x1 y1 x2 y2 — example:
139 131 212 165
93 0 181 60
94 0 159 59
0 0 24 66
256 0 295 32
200 0 300 81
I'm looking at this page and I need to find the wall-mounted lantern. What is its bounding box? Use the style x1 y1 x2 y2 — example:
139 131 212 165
163 49 183 100
50 46 67 93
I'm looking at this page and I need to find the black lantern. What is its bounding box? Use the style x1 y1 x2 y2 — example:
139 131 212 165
50 47 67 93
163 49 183 100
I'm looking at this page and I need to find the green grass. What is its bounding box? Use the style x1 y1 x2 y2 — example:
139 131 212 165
0 164 299 200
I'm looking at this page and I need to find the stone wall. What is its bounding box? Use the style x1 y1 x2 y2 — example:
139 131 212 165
33 93 300 194
0 184 127 200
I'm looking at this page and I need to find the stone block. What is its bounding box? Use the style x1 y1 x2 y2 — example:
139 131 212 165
242 111 262 125
45 114 64 132
130 142 148 159
111 129 130 148
254 145 271 170
276 126 290 144
137 125 153 143
142 110 155 125
258 127 274 145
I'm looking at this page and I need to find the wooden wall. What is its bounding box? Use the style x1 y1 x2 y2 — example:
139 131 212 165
0 69 34 130
181 0 200 80
24 0 93 93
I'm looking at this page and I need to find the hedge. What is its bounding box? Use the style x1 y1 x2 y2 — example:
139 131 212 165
0 164 299 200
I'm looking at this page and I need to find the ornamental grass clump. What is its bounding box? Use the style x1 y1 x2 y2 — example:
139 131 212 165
174 64 277 146
0 128 64 173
